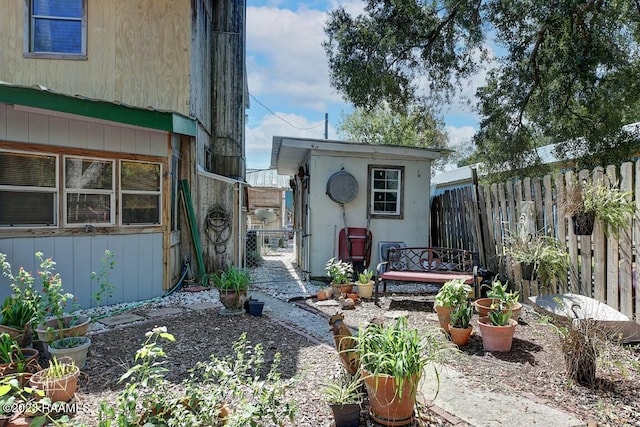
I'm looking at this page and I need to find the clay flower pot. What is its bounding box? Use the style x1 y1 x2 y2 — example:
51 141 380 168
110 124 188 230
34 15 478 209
474 298 521 320
362 369 419 426
478 317 517 352
356 281 374 299
448 324 473 347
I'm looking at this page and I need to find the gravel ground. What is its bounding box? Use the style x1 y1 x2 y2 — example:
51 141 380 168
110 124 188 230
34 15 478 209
30 246 640 426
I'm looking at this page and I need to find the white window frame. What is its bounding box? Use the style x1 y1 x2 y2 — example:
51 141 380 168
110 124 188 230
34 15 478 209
368 165 404 219
63 156 115 227
0 149 58 228
119 160 162 226
24 0 88 59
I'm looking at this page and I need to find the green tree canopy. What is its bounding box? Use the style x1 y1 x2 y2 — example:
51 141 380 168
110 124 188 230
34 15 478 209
338 103 451 171
324 0 640 176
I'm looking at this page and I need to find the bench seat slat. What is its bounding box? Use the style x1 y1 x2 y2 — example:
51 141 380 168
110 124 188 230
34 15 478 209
379 271 474 284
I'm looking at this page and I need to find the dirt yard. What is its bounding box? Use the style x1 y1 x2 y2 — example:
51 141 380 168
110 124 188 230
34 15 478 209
61 289 640 427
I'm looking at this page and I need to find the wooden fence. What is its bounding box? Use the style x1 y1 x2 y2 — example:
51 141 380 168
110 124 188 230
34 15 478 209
431 162 639 322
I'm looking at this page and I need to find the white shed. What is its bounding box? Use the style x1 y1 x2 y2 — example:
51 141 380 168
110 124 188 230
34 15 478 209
271 136 442 280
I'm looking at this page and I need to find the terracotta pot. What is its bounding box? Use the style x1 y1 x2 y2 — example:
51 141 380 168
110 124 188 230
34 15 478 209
35 315 91 343
329 403 361 427
474 299 521 320
332 282 353 297
434 305 454 333
0 324 32 348
448 325 473 347
478 317 517 352
363 369 418 426
317 290 328 301
218 289 248 314
347 293 359 302
356 281 374 299
30 363 80 402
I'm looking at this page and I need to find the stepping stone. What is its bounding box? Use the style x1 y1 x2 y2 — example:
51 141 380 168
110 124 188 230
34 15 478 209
144 308 183 317
384 310 409 319
98 313 145 326
184 301 221 311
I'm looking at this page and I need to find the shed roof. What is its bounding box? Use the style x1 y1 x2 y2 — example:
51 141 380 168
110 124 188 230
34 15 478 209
246 169 291 189
0 81 196 136
271 136 443 175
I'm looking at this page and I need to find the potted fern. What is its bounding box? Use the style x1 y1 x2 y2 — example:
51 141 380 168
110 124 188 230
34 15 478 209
565 176 635 237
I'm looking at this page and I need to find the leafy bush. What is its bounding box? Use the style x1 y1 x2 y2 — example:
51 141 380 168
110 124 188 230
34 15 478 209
95 327 297 427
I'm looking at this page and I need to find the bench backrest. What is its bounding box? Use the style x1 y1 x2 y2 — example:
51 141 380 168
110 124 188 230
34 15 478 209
386 247 478 273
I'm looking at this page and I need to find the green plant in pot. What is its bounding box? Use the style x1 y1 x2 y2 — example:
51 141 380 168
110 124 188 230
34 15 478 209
448 302 473 347
564 176 635 237
503 229 569 285
48 336 92 369
322 371 363 427
326 258 354 296
355 316 452 426
210 265 250 315
356 268 374 299
478 303 518 352
0 296 36 348
434 279 472 332
475 279 522 320
29 356 80 403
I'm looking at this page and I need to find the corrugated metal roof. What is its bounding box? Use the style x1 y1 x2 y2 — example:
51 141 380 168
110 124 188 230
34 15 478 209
246 168 290 189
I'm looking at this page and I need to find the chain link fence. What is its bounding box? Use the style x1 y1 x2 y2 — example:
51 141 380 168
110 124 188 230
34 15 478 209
245 229 295 268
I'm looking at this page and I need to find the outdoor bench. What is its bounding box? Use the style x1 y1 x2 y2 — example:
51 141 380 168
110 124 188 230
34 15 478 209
374 246 480 303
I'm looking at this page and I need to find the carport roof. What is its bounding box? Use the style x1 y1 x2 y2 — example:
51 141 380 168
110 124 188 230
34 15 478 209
271 136 443 175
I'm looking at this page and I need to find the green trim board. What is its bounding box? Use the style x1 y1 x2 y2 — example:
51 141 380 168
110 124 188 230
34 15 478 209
0 82 196 136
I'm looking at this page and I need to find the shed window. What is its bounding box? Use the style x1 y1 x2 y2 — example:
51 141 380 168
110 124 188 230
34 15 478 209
26 0 87 58
64 157 114 226
0 151 58 227
120 161 161 225
368 166 404 219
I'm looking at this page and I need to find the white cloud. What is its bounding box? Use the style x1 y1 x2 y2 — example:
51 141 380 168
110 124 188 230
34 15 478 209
247 6 343 109
446 125 477 148
246 113 335 169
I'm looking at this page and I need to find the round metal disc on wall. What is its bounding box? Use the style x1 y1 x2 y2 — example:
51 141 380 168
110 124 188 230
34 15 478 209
326 171 359 204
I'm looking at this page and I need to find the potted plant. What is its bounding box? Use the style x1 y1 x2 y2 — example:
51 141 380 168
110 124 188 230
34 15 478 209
326 258 354 296
448 302 473 347
0 333 39 376
564 176 635 237
434 279 472 332
48 336 92 369
322 372 363 427
29 356 80 403
478 305 518 352
503 229 569 284
474 279 522 320
354 316 451 426
209 265 250 315
0 296 36 348
355 268 374 299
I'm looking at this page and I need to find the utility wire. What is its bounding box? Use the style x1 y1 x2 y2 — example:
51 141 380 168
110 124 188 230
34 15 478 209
249 93 324 131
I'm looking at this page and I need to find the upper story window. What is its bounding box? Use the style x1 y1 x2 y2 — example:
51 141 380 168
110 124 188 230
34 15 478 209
25 0 87 59
0 150 58 227
368 165 404 219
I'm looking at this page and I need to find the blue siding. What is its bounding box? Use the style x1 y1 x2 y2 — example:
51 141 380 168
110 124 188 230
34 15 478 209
0 234 164 308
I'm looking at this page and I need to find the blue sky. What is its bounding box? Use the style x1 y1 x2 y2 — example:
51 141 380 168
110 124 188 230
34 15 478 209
245 0 486 170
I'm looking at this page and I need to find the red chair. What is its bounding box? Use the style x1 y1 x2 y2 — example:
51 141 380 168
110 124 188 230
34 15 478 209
338 227 372 272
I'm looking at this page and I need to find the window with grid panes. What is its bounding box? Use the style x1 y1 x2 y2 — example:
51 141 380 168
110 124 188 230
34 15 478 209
369 166 403 219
